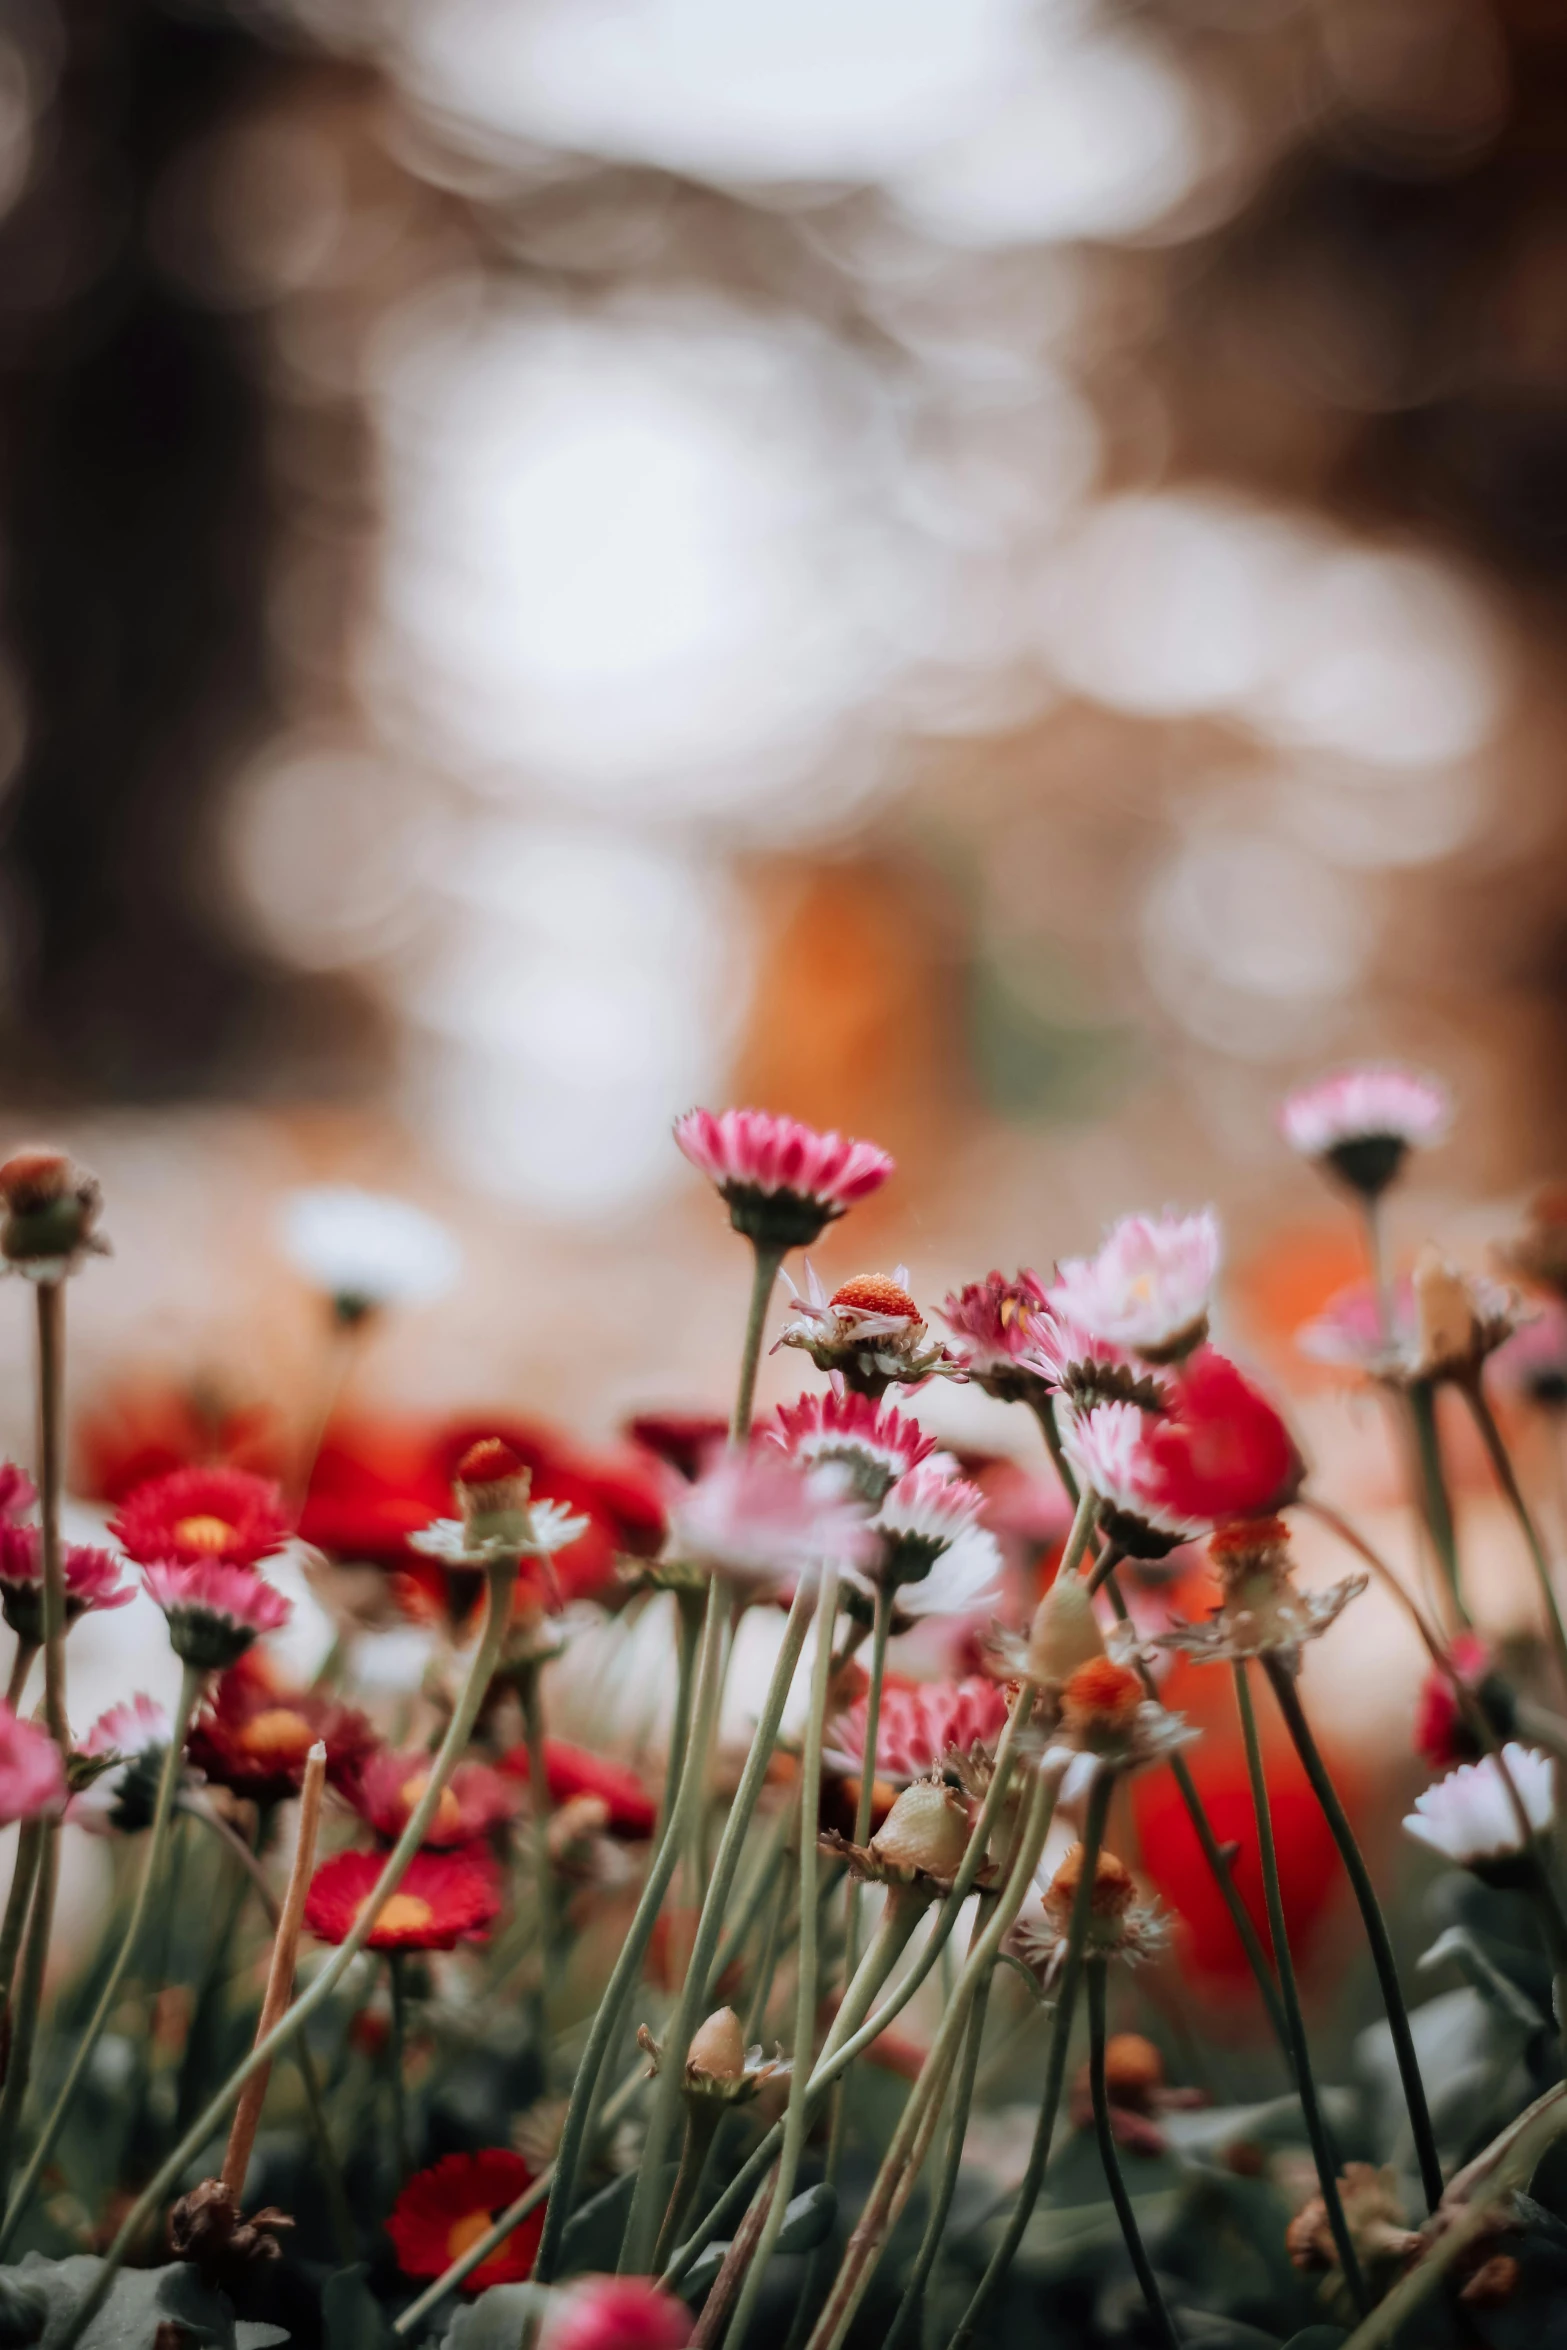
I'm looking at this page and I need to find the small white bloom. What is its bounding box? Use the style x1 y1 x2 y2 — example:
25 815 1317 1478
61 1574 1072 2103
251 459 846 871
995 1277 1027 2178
1281 1067 1450 1160
879 1527 1003 1622
1048 1210 1220 1360
278 1185 460 1314
1403 1742 1554 1866
411 1499 589 1568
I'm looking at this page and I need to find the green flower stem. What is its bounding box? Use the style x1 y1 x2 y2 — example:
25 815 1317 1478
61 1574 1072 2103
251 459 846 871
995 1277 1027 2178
34 1281 69 1758
388 1952 412 2180
393 2057 651 2335
715 1793 797 2002
3 1641 36 1714
1100 1569 1292 2068
803 1765 1060 2350
1464 1373 1567 1695
1087 1958 1180 2350
944 1770 1112 2350
723 1567 841 2350
56 1556 520 2350
653 2102 724 2276
661 1687 1040 2294
1361 1195 1393 1351
1058 1482 1098 1582
1261 1654 1441 2213
518 1657 557 2054
533 1571 728 2283
0 1660 205 2253
1085 1539 1126 1598
1406 1378 1467 1630
0 1822 42 2015
0 1823 57 2201
654 1591 706 1857
835 1584 893 2049
1233 1661 1368 2317
733 1241 785 1444
1026 1392 1079 1507
886 1903 996 2350
620 1570 818 2274
740 1800 798 2044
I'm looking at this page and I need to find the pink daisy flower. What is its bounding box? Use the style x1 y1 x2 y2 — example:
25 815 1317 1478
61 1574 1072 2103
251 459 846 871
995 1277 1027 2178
855 1465 1003 1620
1063 1403 1208 1556
1281 1065 1450 1197
351 1749 518 1849
69 1695 174 1835
940 1270 1052 1383
673 1107 893 1249
1047 1211 1220 1363
825 1676 1010 1786
0 1525 134 1645
143 1559 291 1672
0 1702 65 1825
668 1449 876 1596
769 1389 937 1503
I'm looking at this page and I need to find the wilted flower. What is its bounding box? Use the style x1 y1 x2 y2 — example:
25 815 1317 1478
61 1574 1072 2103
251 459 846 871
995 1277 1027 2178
304 1848 501 1951
143 1560 291 1672
1041 1657 1196 1797
770 1388 937 1505
1410 1246 1518 1382
539 2277 691 2350
667 1447 875 1596
113 1466 291 1571
1403 1743 1554 1874
1047 1211 1221 1364
824 1676 1011 1786
674 1106 892 1249
352 1749 517 1848
0 1525 134 1643
69 1695 173 1834
387 2148 543 2288
0 1148 108 1279
278 1184 460 1322
1287 2162 1420 2284
1013 1844 1170 1979
774 1263 961 1391
1157 1517 1365 1665
1281 1065 1450 1197
0 1702 65 1824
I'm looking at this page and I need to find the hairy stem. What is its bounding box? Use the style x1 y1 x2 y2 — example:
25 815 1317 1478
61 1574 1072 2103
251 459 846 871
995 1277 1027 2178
733 1242 785 1445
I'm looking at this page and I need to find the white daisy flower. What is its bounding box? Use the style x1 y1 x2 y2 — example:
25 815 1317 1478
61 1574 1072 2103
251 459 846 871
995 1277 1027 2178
278 1185 460 1319
1403 1743 1554 1867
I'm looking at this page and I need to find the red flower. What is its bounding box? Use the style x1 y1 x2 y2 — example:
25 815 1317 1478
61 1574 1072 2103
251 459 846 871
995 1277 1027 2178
625 1412 730 1484
186 1655 375 1808
0 1525 134 1642
1414 1632 1493 1770
387 2149 543 2289
540 2277 691 2350
351 1750 517 1848
1141 1350 1300 1528
498 1739 657 1838
304 1849 500 1952
113 1467 290 1569
73 1383 283 1506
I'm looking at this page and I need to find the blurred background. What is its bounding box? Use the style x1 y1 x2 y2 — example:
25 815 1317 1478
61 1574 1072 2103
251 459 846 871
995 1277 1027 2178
1 0 1567 1776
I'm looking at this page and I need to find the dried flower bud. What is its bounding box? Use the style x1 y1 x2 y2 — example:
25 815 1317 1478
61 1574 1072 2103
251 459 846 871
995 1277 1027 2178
1026 1572 1105 1687
0 1149 105 1279
168 2176 293 2291
870 1777 971 1880
687 2007 747 2087
1061 1657 1145 1739
1045 1843 1136 1926
1209 1517 1291 1588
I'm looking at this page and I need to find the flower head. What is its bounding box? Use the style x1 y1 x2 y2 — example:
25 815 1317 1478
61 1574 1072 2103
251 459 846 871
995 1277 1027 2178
1281 1065 1450 1196
0 1702 65 1825
352 1749 517 1848
774 1263 960 1392
411 1438 590 1596
1403 1743 1554 1872
1413 1634 1513 1772
853 1465 1002 1624
186 1659 375 1808
143 1560 291 1672
539 2277 691 2350
1041 1657 1196 1795
69 1695 173 1834
640 2005 788 2107
770 1390 937 1507
674 1106 893 1250
940 1270 1054 1395
1013 1844 1169 1979
1048 1211 1221 1364
387 2148 542 2290
1157 1516 1365 1665
278 1185 460 1323
1074 1351 1301 1554
0 1526 134 1644
304 1848 500 1951
1063 1403 1206 1557
113 1467 291 1570
825 1773 977 1891
0 1148 107 1279
824 1676 1010 1786
498 1739 657 1838
0 1465 34 1521
667 1448 875 1597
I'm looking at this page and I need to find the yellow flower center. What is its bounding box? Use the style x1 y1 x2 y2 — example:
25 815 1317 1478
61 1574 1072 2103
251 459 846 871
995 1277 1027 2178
238 1708 315 1767
446 2209 502 2263
356 1892 433 1937
174 1513 238 1554
400 1771 463 1839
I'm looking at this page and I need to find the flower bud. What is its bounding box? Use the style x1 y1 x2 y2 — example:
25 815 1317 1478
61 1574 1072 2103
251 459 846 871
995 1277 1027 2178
1044 1843 1136 1926
687 2007 747 2087
1209 1516 1291 1590
0 1148 104 1278
1026 1573 1105 1687
1060 1657 1145 1740
456 1438 533 1548
870 1778 970 1880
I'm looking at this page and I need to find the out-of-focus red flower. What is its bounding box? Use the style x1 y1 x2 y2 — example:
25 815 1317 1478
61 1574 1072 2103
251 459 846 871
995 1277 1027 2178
186 1653 375 1808
540 2276 691 2350
1132 1655 1352 1996
388 2149 543 2289
114 1467 291 1570
74 1384 284 1506
1142 1350 1301 1527
1414 1632 1494 1770
498 1738 658 1838
624 1411 730 1484
304 1849 500 1952
352 1749 518 1848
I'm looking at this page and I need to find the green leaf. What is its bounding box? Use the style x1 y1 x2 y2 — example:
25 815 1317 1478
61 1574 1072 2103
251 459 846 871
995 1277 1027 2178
1420 1925 1545 2028
444 2285 549 2350
774 2184 836 2257
323 2265 388 2350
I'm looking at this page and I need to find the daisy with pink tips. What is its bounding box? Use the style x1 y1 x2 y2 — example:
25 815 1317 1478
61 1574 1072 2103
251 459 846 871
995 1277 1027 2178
1281 1065 1450 1198
850 1463 1004 1622
143 1560 291 1672
1403 1743 1553 1870
69 1695 173 1835
1047 1210 1221 1364
769 1389 937 1505
0 1701 65 1825
0 1525 134 1647
667 1448 877 1597
1063 1402 1208 1556
674 1107 893 1250
824 1675 1010 1786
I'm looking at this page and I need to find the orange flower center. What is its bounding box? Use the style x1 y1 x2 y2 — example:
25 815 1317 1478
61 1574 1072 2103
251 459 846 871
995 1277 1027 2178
1061 1657 1144 1732
446 2208 504 2263
830 1273 918 1320
357 1892 434 1936
400 1770 464 1839
174 1513 239 1554
237 1708 315 1767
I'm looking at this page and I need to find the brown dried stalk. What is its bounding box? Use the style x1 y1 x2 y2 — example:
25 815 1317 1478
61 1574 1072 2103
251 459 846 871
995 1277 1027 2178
221 1742 328 2199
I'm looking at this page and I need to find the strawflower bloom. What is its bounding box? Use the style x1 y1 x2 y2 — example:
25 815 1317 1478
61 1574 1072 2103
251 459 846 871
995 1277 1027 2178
673 1106 893 1249
186 1658 375 1808
824 1676 1010 1786
539 2277 692 2350
113 1466 291 1570
1048 1210 1221 1364
1157 1517 1365 1666
0 1525 134 1642
940 1269 1053 1395
352 1749 517 1848
1012 1844 1169 1980
770 1389 937 1506
848 1464 1003 1622
0 1701 65 1824
304 1848 500 1952
143 1559 291 1672
774 1262 961 1391
387 2149 543 2289
69 1694 173 1834
1281 1065 1451 1196
410 1439 589 1592
0 1147 107 1279
667 1447 875 1597
278 1184 460 1322
1403 1744 1554 1874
